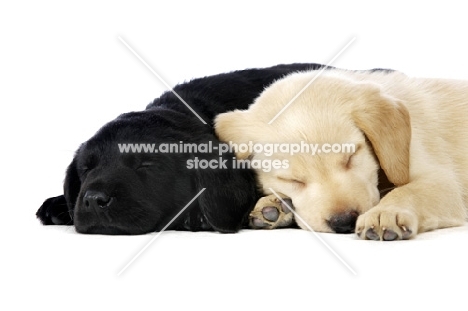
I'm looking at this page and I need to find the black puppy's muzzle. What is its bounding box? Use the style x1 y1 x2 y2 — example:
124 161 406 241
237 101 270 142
83 190 114 210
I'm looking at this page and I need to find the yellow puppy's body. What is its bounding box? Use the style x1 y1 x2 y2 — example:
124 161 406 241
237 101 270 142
215 69 468 240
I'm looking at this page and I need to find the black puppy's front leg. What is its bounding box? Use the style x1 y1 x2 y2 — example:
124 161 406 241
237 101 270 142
194 142 260 233
36 195 73 225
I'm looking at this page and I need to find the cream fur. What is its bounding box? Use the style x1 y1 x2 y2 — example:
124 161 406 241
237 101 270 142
215 69 468 240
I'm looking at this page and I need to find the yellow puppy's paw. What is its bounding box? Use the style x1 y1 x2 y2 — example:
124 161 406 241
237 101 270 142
249 194 295 229
355 207 418 241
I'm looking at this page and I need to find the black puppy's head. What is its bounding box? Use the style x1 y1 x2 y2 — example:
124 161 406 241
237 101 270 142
67 110 196 234
63 109 258 234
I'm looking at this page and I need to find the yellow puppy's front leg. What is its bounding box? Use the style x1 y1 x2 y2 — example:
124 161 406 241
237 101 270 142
356 174 466 241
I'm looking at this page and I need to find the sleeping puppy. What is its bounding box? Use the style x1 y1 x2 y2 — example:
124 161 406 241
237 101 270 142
215 69 468 240
36 63 326 234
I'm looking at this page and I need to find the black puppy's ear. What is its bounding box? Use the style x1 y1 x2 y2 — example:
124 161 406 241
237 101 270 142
63 157 81 219
194 148 259 233
36 157 80 225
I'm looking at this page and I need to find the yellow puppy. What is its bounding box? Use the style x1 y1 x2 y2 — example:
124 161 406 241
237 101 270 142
215 69 468 240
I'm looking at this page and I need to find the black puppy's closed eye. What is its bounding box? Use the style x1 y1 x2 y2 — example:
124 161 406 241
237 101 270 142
80 155 98 175
137 161 155 170
80 165 91 174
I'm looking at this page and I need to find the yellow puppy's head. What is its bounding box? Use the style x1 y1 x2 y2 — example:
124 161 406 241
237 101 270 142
215 70 410 233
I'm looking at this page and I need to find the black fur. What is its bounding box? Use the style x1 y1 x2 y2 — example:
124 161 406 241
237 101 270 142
36 63 326 234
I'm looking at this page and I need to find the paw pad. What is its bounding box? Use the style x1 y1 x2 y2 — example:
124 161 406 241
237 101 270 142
382 228 398 241
356 208 418 241
365 228 380 240
262 206 279 222
249 194 295 229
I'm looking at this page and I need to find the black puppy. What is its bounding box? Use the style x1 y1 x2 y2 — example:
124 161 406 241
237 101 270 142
36 63 325 234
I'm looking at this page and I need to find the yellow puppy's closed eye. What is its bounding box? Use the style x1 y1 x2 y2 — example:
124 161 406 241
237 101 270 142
344 154 354 169
343 144 362 169
277 176 306 188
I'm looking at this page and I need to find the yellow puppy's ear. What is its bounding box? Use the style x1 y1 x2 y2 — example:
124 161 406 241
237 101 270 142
214 110 254 159
352 85 411 186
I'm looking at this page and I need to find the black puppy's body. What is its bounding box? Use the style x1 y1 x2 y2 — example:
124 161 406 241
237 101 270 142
37 63 325 234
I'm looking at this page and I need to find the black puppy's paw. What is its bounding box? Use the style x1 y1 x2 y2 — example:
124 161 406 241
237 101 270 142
36 195 73 225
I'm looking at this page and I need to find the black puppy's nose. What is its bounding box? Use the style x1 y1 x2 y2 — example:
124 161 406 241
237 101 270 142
328 211 358 233
83 191 112 210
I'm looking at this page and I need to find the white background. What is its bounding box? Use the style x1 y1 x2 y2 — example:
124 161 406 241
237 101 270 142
1 1 468 310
